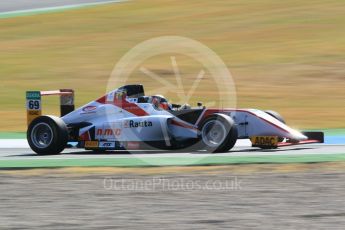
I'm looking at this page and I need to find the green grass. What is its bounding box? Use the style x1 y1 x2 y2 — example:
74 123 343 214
1 153 345 168
0 132 25 139
0 0 344 131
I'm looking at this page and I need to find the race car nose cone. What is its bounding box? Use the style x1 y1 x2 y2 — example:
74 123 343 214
290 130 308 141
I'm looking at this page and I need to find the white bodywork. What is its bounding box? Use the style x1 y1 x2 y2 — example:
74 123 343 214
61 86 307 144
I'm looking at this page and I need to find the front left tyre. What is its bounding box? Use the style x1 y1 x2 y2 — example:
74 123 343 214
27 115 68 155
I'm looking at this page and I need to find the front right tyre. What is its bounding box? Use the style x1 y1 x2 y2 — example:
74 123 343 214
199 114 238 153
27 115 68 155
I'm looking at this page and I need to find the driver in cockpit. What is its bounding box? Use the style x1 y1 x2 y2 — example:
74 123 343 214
150 95 172 110
146 95 192 111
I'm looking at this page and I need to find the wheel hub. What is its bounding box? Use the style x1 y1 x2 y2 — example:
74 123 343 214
31 123 53 148
202 120 227 148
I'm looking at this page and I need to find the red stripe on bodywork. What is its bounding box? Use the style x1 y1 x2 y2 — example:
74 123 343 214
96 95 106 104
114 100 148 116
277 139 321 147
196 109 290 134
96 94 148 116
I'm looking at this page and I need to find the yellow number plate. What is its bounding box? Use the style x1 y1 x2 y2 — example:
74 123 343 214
85 141 99 148
250 136 278 146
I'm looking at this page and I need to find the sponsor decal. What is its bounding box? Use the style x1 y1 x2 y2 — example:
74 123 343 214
28 110 41 116
96 128 121 136
26 91 40 100
124 120 153 128
99 142 116 148
127 142 140 149
27 109 42 126
85 141 99 148
250 136 278 146
82 106 97 113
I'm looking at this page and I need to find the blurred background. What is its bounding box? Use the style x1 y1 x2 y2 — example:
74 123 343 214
0 0 344 131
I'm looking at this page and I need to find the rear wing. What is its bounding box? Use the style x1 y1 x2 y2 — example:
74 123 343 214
26 89 74 126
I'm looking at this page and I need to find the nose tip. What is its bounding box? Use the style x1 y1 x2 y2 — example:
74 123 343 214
294 131 308 141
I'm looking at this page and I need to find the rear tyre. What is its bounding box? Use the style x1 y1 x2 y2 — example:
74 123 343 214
27 115 68 155
264 110 285 124
199 114 238 153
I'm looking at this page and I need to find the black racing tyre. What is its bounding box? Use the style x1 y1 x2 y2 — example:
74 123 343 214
199 114 238 153
264 110 286 124
27 115 68 155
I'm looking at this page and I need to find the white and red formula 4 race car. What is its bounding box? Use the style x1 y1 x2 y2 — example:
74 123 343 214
26 84 324 155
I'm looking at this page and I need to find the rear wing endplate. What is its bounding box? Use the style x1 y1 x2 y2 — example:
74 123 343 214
26 89 74 126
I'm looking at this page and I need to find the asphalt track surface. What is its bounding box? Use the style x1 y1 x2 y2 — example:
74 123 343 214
1 166 345 229
2 145 344 229
0 0 122 12
0 143 344 168
0 0 125 18
1 144 344 159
